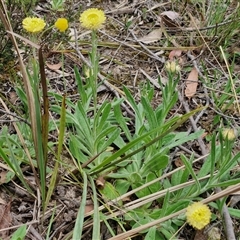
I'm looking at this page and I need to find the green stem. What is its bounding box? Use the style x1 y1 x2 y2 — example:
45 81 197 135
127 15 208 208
90 30 98 115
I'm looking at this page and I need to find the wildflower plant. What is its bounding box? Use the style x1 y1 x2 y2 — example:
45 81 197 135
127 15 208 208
1 1 240 239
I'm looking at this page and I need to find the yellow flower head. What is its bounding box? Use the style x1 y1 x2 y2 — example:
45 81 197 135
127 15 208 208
222 128 237 141
79 8 106 30
54 18 69 32
22 17 46 33
186 202 211 230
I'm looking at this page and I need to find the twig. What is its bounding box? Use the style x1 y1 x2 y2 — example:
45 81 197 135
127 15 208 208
168 18 240 33
178 145 201 158
216 188 236 240
177 91 208 155
109 16 165 63
0 108 30 125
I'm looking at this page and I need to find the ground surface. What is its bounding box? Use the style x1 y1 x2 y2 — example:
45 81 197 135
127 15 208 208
0 0 240 240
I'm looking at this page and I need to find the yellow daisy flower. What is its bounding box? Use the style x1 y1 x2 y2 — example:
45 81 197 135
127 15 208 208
79 8 106 30
186 202 211 230
22 17 46 33
54 18 69 32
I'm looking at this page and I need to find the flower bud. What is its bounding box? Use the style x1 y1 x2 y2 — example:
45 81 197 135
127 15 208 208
222 128 237 141
165 61 181 73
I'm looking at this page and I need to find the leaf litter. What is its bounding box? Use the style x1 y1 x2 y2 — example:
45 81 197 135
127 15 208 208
0 0 240 239
185 67 199 99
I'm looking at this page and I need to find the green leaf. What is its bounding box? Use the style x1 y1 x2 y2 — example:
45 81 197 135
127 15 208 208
113 103 132 141
89 177 100 240
167 130 204 149
69 135 89 163
198 154 212 178
0 140 32 194
123 86 144 131
45 95 66 210
218 152 240 179
129 172 142 183
94 102 111 134
172 217 185 226
10 225 26 240
74 66 87 105
210 134 216 179
141 154 168 176
75 102 91 137
209 178 240 188
141 96 157 129
159 226 173 239
115 179 131 195
228 207 240 219
90 107 205 175
99 181 121 202
134 182 152 199
171 169 184 186
73 171 88 239
95 127 119 150
181 154 200 192
146 172 161 194
145 226 157 240
160 190 170 217
132 216 153 233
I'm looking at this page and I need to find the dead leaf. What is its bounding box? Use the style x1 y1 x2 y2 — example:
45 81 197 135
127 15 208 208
46 62 62 70
160 11 181 28
0 202 12 238
85 204 94 214
174 158 184 167
0 171 9 185
208 227 221 240
169 50 182 60
9 91 18 104
96 176 105 189
0 171 15 184
139 29 162 44
160 11 180 21
185 67 198 99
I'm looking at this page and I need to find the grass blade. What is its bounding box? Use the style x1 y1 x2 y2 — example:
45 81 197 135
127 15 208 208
45 95 66 211
73 171 88 239
89 176 100 239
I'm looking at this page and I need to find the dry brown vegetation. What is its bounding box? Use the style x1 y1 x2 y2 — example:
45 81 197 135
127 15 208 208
0 0 240 239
